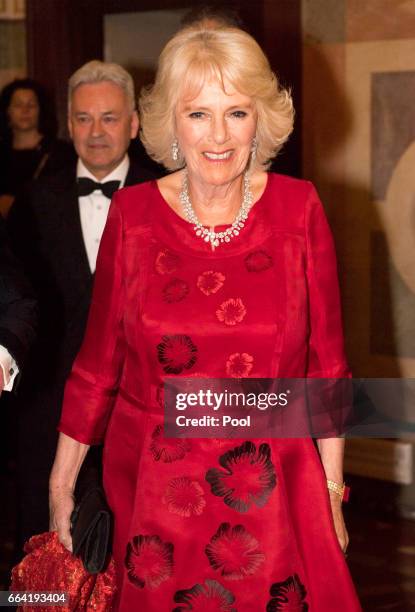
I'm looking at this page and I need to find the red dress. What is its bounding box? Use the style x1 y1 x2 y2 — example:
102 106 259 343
59 174 361 611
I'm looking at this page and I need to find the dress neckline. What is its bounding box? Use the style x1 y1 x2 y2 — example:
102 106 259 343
152 172 270 232
150 174 272 258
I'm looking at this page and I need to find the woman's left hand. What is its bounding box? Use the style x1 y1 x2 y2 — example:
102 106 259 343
329 491 349 553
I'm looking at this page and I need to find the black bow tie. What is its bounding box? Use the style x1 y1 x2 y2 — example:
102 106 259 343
77 177 121 199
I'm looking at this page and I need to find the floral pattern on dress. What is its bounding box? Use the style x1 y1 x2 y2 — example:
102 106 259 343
162 279 189 303
163 477 206 517
173 579 237 611
155 249 181 274
244 250 273 273
266 574 309 611
124 534 174 590
197 271 226 296
206 441 277 513
216 298 246 326
226 353 254 377
157 335 197 374
150 425 191 463
205 523 265 580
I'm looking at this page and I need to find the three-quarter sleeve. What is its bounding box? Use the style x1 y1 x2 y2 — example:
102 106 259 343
58 192 126 444
305 185 350 379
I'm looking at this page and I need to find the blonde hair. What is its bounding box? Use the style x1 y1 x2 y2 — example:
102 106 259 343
139 26 294 171
68 60 135 113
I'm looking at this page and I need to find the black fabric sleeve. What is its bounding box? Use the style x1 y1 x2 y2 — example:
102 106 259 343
0 215 37 370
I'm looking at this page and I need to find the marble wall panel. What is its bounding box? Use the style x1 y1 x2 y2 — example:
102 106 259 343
371 71 415 200
346 0 415 42
344 40 415 375
302 0 345 43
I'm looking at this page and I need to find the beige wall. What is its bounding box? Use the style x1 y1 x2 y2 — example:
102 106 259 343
302 0 415 516
303 0 415 383
0 15 26 90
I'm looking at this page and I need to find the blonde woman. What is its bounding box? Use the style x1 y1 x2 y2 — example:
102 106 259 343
50 26 361 610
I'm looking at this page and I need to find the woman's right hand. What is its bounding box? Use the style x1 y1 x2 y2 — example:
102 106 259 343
49 485 75 552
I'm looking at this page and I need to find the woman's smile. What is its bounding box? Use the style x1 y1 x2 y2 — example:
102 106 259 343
202 149 234 161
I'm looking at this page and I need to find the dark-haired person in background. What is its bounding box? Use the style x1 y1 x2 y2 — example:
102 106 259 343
0 78 74 217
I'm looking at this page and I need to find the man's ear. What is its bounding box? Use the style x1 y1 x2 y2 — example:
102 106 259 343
130 111 139 139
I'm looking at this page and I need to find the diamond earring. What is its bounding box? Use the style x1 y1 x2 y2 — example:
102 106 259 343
251 137 257 162
171 139 179 162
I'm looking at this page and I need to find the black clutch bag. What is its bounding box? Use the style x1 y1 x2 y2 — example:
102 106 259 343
70 448 112 574
71 485 111 574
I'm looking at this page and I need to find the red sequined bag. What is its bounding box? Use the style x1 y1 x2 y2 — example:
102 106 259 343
10 532 116 611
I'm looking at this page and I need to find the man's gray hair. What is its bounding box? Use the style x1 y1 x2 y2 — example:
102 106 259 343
68 60 136 112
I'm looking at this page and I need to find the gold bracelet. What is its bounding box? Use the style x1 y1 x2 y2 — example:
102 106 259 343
327 479 349 501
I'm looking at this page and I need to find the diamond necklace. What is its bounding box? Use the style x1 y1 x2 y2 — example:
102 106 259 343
179 171 253 249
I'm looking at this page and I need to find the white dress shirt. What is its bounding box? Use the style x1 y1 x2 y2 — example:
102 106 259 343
77 156 129 273
0 345 17 392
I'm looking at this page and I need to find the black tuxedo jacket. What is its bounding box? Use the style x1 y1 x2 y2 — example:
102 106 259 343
0 216 37 372
8 158 156 402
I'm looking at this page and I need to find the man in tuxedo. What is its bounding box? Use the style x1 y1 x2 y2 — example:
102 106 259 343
8 60 158 547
